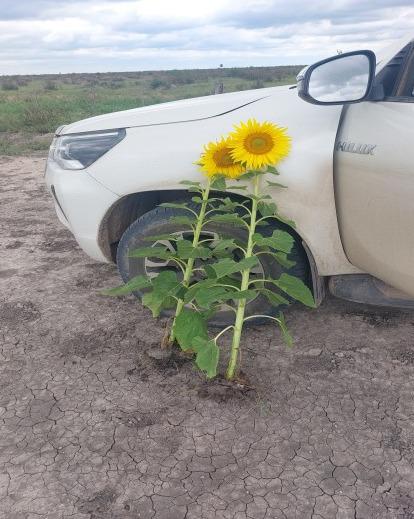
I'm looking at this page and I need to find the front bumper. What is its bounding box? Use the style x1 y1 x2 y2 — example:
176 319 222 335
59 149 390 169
45 159 119 262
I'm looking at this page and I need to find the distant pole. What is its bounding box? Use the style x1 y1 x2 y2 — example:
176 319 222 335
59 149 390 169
214 64 224 95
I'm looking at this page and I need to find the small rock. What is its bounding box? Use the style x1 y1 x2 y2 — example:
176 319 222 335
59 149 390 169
145 347 172 361
305 348 322 357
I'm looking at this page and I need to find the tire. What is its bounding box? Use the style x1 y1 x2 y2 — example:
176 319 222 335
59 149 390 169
116 202 310 327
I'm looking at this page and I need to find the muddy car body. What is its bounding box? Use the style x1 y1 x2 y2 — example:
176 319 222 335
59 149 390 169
45 34 414 317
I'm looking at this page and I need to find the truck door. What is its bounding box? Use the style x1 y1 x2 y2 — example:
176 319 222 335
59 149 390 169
335 43 414 296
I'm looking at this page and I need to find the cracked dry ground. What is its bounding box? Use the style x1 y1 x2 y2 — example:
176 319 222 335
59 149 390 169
1 156 414 519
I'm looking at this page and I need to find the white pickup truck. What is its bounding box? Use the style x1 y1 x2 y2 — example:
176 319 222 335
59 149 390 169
45 34 414 321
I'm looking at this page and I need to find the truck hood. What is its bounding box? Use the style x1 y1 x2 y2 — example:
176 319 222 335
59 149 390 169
59 33 414 136
59 85 289 135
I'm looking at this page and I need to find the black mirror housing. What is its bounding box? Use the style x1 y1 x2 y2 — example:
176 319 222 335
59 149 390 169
298 50 376 106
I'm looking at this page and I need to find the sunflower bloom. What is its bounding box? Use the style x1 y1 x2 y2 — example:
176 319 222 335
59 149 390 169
198 138 245 179
229 119 291 169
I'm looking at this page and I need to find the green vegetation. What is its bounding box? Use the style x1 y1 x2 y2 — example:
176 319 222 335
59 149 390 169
104 161 314 381
0 66 302 155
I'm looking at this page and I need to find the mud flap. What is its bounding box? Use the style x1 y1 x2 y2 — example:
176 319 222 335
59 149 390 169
302 241 326 307
329 274 414 309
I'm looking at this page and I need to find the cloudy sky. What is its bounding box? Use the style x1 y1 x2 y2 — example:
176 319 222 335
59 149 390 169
1 0 413 75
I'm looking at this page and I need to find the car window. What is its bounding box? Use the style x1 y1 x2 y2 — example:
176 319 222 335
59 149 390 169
375 42 413 99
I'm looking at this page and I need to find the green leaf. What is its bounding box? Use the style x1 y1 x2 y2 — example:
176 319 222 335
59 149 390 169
228 184 248 190
141 292 161 317
272 274 315 307
142 290 174 318
182 279 216 304
200 307 217 321
224 289 257 301
271 231 295 254
267 180 287 188
272 230 294 252
251 194 272 202
278 312 293 348
212 239 237 256
169 216 197 227
240 170 261 179
193 246 212 260
195 286 229 308
217 275 241 289
205 256 259 279
266 165 280 175
102 275 151 296
209 214 247 228
260 288 289 307
258 201 277 217
191 196 203 204
176 240 212 260
253 230 294 254
263 251 296 269
252 232 268 246
193 337 219 378
213 238 236 251
174 308 208 351
210 175 226 191
216 198 240 213
183 276 246 305
276 214 297 229
180 180 201 186
152 270 180 290
129 246 173 259
142 271 181 317
232 256 260 273
176 239 193 258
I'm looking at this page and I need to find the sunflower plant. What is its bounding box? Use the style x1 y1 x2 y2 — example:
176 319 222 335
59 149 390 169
104 118 315 381
222 119 314 380
170 119 315 380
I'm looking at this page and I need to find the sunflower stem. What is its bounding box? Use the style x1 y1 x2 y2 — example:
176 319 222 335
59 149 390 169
169 178 212 343
225 173 260 381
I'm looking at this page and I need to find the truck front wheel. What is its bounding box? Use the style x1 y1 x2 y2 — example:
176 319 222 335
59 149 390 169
116 203 310 327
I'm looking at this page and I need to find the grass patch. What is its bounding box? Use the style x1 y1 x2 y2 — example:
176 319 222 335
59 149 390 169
0 132 52 156
0 66 302 155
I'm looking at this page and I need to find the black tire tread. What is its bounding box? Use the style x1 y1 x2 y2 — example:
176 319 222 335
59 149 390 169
116 202 310 327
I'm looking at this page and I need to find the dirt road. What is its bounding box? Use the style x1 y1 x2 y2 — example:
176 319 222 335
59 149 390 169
1 156 414 518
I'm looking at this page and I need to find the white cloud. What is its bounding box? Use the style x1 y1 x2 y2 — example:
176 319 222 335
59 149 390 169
0 0 413 74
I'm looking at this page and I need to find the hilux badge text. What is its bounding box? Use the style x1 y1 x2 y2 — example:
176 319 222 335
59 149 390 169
336 141 376 155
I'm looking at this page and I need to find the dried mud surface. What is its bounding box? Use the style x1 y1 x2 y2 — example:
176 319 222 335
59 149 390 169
1 156 414 519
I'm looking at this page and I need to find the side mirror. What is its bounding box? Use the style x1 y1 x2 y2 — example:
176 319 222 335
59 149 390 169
298 50 376 105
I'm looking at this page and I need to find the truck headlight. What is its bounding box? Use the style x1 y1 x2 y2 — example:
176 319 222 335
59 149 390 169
50 128 126 170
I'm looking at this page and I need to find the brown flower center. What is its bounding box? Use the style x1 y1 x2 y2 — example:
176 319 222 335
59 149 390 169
244 132 274 155
213 147 234 168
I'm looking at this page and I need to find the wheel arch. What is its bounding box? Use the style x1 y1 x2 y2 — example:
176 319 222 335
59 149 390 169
98 188 324 304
